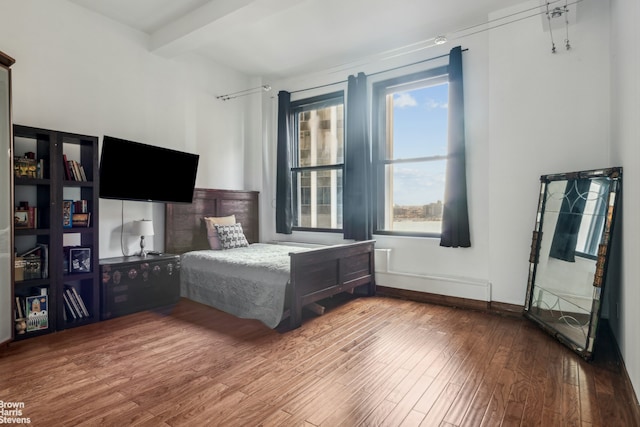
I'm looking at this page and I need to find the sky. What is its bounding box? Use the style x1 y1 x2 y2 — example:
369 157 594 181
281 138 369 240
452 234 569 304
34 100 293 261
391 82 449 206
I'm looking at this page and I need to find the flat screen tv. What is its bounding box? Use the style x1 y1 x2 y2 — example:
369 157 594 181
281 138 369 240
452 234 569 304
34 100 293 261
99 135 199 203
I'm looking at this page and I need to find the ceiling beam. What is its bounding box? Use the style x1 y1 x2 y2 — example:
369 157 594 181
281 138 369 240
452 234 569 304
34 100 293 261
150 0 302 58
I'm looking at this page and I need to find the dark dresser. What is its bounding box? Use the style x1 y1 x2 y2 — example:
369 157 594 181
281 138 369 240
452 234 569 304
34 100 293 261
99 254 180 320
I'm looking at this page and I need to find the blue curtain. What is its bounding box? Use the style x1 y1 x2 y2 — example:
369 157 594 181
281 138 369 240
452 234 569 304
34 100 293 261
276 91 293 234
440 46 471 248
343 72 372 241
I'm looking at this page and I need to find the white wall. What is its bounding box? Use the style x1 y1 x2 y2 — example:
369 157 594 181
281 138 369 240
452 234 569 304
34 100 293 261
261 0 612 306
610 0 640 403
488 0 611 305
0 0 254 258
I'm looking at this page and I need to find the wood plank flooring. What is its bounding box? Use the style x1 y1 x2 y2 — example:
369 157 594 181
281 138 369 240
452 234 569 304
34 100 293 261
0 295 637 426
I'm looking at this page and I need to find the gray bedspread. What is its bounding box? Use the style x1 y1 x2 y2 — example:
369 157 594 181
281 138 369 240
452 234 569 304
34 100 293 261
180 243 310 328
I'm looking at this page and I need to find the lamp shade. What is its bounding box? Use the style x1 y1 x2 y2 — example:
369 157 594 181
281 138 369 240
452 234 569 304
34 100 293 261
131 219 154 236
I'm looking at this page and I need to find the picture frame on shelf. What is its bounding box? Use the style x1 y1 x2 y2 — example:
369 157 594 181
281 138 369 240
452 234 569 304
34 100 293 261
25 294 48 332
14 209 29 229
14 156 37 178
62 199 73 228
69 247 91 273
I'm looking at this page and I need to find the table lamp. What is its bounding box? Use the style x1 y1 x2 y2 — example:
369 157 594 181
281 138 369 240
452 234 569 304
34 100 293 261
132 219 154 257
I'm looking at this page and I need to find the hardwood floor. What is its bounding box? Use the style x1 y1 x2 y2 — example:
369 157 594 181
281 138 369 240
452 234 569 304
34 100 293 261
0 295 637 426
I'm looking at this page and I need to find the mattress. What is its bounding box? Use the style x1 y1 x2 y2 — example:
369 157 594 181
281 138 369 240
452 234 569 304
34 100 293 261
179 243 309 328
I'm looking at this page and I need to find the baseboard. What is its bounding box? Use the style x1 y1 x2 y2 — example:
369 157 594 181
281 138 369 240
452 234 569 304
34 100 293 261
376 286 524 318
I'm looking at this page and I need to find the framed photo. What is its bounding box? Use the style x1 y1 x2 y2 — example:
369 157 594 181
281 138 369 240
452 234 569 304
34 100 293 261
69 247 91 273
14 209 29 229
14 157 37 178
26 295 48 331
62 200 73 228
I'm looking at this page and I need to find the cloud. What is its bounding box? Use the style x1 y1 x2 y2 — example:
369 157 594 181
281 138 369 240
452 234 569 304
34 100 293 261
425 98 448 110
392 165 446 205
394 92 417 108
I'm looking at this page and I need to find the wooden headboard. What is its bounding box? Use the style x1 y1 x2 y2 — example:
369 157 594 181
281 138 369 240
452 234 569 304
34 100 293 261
165 188 259 254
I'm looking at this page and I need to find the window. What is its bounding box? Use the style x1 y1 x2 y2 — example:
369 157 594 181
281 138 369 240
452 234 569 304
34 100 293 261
291 92 344 231
373 66 449 236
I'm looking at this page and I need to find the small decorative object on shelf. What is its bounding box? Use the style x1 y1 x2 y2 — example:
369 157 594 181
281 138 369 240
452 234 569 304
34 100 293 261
14 318 26 335
68 246 91 273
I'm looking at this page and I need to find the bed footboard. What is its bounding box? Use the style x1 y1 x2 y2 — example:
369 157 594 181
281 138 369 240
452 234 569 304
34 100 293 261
288 240 376 329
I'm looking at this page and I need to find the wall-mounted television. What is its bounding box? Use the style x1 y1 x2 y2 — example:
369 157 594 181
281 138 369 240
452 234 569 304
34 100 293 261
99 135 199 204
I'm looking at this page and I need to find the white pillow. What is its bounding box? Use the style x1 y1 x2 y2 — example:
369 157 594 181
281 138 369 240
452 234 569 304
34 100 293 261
203 215 236 250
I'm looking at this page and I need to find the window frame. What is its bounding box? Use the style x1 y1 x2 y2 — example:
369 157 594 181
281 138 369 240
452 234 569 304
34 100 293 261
372 66 449 238
290 91 345 233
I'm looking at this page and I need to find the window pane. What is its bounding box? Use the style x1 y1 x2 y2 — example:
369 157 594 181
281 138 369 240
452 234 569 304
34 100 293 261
298 105 344 167
389 83 448 160
385 160 445 233
295 169 343 229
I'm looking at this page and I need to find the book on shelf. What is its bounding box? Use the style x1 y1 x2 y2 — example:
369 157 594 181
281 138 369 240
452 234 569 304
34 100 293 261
62 154 72 180
69 286 90 317
28 206 37 228
72 212 91 228
16 243 48 279
79 165 87 181
37 243 48 279
25 294 48 332
15 296 24 319
62 199 73 228
23 255 42 280
65 288 83 319
63 292 78 320
74 200 88 213
64 286 89 319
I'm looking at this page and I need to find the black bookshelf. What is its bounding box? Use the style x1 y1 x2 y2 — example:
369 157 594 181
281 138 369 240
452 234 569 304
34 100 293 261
12 125 99 339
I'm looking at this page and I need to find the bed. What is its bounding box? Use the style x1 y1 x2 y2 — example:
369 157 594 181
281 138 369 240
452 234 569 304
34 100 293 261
165 188 376 329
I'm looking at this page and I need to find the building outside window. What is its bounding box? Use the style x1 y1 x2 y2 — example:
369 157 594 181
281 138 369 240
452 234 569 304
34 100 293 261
373 67 449 236
291 92 344 230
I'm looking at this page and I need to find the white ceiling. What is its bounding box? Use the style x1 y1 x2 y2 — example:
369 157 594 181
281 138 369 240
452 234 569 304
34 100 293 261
69 0 528 78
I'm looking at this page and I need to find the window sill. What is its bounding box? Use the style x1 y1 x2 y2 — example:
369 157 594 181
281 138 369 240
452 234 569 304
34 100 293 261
373 230 441 239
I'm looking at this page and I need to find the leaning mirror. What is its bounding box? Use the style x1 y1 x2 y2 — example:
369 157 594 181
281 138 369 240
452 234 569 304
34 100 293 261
524 167 622 360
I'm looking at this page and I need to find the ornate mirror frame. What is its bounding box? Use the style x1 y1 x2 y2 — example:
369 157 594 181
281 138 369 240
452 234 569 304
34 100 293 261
523 167 622 360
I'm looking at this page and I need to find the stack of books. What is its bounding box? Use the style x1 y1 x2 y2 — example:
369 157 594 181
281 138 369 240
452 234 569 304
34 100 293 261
63 285 90 320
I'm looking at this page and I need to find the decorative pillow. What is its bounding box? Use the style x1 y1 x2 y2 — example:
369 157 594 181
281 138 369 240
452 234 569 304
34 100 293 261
204 215 236 250
214 223 249 249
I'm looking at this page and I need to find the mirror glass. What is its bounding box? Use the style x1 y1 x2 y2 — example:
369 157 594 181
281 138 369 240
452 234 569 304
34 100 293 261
524 167 621 360
0 65 12 344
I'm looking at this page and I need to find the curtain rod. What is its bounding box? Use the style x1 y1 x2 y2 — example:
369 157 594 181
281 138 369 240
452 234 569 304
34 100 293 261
290 48 467 95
